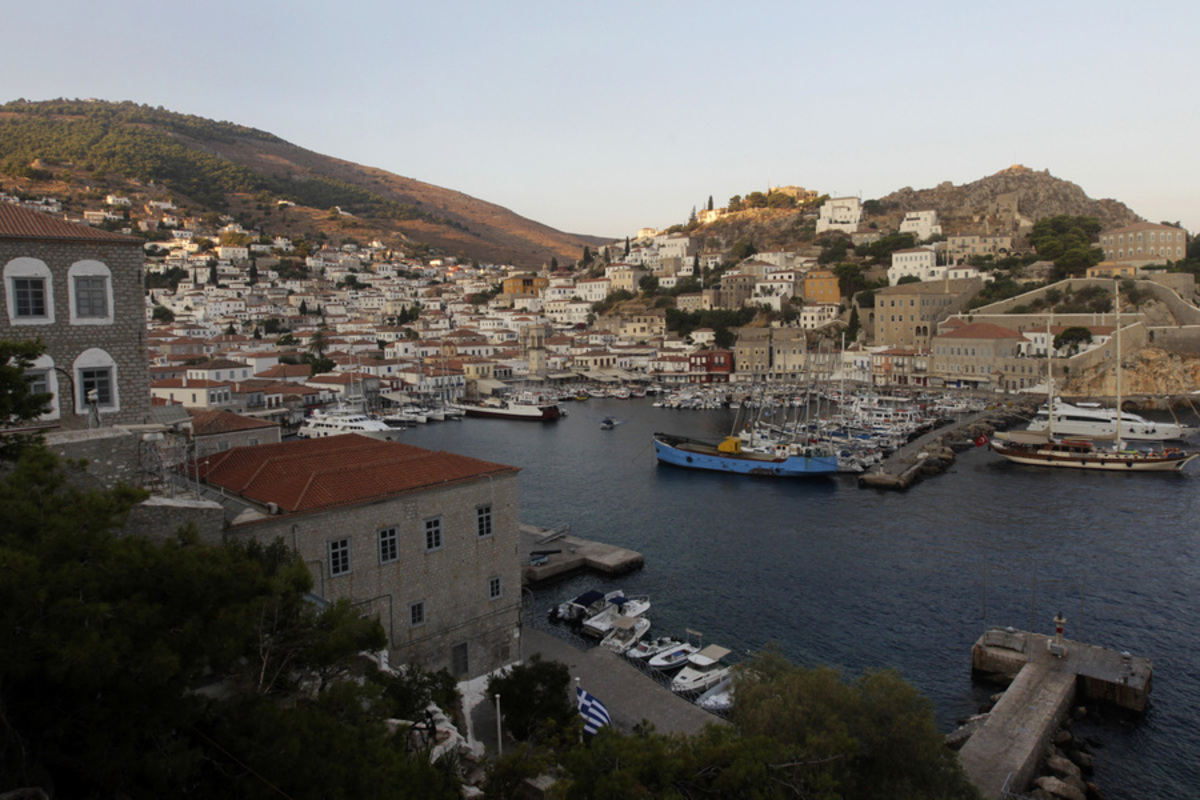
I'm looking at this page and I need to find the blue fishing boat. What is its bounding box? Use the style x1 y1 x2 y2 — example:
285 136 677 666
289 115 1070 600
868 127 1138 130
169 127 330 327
652 432 838 477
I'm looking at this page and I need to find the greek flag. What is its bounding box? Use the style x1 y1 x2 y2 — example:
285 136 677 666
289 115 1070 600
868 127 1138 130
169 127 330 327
576 686 611 735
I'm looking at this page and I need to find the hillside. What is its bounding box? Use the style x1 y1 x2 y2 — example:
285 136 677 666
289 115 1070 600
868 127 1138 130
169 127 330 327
0 99 608 267
688 166 1144 256
877 165 1140 233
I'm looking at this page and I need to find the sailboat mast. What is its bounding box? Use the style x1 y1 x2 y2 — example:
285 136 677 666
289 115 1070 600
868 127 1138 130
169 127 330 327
1115 280 1123 450
1046 317 1053 440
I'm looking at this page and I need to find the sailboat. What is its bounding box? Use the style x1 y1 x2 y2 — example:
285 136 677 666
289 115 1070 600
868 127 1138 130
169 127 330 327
990 282 1197 472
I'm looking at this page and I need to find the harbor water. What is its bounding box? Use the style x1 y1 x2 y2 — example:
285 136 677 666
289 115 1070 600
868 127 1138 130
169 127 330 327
399 396 1200 799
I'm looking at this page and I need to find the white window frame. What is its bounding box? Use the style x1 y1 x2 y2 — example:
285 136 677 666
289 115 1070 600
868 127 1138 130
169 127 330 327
477 504 493 538
409 600 426 627
27 354 61 421
4 257 55 325
67 260 114 325
424 516 443 551
378 526 399 564
72 348 120 413
488 575 502 600
328 537 351 577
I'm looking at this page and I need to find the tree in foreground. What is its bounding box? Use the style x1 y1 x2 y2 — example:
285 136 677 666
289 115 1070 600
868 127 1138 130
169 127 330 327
551 649 979 800
0 436 460 798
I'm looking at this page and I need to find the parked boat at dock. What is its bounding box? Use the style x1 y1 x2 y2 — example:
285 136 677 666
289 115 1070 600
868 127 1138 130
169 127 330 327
647 641 701 672
670 644 733 695
653 432 838 477
581 593 651 638
599 615 652 654
1026 399 1196 442
297 406 401 441
991 282 1198 473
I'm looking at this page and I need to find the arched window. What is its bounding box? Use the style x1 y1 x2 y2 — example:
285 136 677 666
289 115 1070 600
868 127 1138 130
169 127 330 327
27 354 61 421
4 257 55 325
67 260 114 325
73 348 120 413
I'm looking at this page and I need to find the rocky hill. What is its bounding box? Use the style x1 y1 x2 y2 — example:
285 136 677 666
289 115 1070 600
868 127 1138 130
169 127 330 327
689 166 1145 257
0 99 608 268
878 165 1140 235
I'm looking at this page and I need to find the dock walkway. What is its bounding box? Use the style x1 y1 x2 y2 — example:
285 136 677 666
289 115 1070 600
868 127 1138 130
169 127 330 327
959 627 1152 799
858 403 1035 490
520 523 643 585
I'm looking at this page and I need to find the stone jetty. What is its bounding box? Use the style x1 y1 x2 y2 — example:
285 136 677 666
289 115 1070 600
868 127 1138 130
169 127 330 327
857 400 1037 491
519 523 644 586
956 625 1152 800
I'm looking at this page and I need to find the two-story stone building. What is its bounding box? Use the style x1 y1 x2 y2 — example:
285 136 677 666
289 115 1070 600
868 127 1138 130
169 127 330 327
196 434 522 681
1 204 151 427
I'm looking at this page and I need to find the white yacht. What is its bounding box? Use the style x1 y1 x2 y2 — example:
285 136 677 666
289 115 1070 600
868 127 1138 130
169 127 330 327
1027 399 1196 442
297 406 400 441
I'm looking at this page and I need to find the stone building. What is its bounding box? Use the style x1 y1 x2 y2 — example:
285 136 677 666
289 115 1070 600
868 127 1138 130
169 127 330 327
196 434 523 681
733 326 806 381
873 277 981 350
1099 222 1187 265
1 204 151 427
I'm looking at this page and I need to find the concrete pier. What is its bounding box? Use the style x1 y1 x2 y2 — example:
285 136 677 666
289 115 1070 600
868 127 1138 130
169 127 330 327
858 403 1036 491
959 627 1153 799
519 523 644 585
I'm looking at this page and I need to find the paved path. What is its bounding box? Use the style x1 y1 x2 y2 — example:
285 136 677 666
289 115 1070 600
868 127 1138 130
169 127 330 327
471 628 723 754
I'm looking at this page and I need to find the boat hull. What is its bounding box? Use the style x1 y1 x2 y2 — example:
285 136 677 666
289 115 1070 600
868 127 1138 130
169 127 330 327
455 402 561 421
653 433 838 477
990 440 1197 472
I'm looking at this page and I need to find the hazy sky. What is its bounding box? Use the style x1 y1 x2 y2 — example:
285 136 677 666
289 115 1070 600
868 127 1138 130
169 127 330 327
6 0 1198 240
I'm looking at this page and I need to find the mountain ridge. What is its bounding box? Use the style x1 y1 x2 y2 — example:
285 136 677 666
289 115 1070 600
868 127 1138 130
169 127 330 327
0 99 608 267
0 101 1155 266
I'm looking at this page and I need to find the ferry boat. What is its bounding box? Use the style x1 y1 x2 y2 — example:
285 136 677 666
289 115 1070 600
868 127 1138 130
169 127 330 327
652 432 838 477
297 406 400 441
452 392 561 422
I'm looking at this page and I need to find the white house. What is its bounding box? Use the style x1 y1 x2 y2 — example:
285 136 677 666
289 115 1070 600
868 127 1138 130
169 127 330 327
898 210 942 242
816 197 862 234
888 248 939 285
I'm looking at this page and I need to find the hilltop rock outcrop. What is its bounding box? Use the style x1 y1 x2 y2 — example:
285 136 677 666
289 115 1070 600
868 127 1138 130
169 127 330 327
880 165 1140 235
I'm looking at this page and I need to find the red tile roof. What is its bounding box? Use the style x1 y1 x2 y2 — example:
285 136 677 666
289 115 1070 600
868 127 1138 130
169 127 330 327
0 204 140 243
936 322 1025 340
197 434 519 513
189 409 278 435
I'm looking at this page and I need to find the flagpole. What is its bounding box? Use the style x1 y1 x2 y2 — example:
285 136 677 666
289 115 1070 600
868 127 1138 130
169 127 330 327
495 693 502 756
575 678 582 744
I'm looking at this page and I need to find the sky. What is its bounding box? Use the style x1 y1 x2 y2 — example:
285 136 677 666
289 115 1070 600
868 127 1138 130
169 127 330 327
6 0 1198 240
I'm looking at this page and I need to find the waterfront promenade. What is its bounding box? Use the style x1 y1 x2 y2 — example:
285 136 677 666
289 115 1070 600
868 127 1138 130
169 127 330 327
468 627 722 756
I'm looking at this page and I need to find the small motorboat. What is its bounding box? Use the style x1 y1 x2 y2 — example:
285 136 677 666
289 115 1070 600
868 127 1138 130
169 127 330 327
670 644 732 695
600 615 652 654
696 675 734 713
581 593 651 638
648 642 700 672
625 636 687 662
600 416 617 430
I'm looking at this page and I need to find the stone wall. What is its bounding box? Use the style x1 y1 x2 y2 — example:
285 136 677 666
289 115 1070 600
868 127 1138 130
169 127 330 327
44 427 144 489
124 496 226 545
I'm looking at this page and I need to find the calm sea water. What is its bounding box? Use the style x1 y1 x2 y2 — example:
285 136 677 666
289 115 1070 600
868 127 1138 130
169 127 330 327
400 397 1200 799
